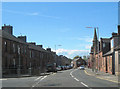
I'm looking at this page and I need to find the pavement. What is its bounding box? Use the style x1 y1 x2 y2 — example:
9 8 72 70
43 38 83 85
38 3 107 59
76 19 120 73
2 72 51 78
84 68 119 83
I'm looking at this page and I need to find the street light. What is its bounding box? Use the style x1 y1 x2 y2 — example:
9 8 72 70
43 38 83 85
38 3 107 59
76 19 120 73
54 45 62 66
55 45 62 52
86 27 99 72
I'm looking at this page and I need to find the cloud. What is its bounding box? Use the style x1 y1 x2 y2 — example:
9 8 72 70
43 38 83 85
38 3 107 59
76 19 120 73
3 9 60 19
69 36 93 43
52 48 90 59
77 37 93 43
85 44 92 49
28 12 39 16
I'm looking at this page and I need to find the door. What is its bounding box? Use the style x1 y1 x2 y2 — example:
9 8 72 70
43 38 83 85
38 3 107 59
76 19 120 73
106 57 108 73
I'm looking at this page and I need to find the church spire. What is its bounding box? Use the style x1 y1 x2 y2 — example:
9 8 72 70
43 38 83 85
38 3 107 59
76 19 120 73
93 28 97 42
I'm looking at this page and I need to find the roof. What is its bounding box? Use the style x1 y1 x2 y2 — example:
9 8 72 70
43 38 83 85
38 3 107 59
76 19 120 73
0 30 55 53
0 30 27 44
103 50 113 57
28 43 50 53
114 45 120 50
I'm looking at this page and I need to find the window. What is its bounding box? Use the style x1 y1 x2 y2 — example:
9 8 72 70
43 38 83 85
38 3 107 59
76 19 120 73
18 45 20 54
103 43 105 48
21 46 24 54
13 44 15 53
30 50 32 58
25 48 26 54
5 41 7 52
32 51 34 58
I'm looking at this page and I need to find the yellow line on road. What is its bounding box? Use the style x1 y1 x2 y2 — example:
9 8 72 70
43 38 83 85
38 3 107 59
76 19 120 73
84 70 119 83
84 70 92 76
96 77 119 83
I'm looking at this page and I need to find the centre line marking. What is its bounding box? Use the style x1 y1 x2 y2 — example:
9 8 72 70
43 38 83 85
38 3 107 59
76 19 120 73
74 78 79 81
81 82 89 87
34 76 43 81
32 75 47 87
70 69 80 82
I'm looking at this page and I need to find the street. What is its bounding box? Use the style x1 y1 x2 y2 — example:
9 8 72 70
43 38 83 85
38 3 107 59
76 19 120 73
1 68 119 89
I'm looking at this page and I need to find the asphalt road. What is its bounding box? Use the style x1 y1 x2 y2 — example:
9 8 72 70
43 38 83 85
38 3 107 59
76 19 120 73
1 68 119 89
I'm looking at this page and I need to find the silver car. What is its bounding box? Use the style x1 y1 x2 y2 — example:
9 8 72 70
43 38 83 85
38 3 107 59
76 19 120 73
79 65 85 70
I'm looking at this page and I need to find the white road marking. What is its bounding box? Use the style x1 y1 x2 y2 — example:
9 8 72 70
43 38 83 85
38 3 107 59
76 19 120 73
74 78 79 81
34 76 43 81
0 79 7 80
70 69 80 81
32 75 47 87
81 82 89 87
70 68 90 88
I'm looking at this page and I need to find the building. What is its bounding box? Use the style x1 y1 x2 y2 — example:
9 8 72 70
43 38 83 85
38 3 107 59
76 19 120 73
114 45 120 76
89 25 120 75
1 24 72 77
0 24 57 77
103 25 120 75
72 57 86 69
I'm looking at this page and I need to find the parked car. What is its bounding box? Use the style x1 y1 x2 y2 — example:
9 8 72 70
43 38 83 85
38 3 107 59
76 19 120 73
61 66 65 70
79 65 85 70
46 63 57 72
56 66 62 71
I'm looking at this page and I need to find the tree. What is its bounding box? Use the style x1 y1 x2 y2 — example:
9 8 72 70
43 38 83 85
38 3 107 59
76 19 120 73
83 55 89 61
73 55 81 59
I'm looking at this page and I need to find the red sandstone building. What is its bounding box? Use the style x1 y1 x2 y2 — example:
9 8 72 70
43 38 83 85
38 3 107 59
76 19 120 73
88 25 120 75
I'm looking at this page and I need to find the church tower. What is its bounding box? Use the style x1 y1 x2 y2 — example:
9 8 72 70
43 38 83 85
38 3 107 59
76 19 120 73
93 28 98 55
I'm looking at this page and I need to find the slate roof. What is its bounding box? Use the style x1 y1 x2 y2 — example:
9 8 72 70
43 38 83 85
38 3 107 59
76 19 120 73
0 30 54 53
103 50 113 57
114 45 120 50
0 30 27 44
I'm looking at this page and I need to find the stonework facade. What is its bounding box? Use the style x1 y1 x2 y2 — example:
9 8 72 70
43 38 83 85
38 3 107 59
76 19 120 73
88 25 120 76
1 24 72 77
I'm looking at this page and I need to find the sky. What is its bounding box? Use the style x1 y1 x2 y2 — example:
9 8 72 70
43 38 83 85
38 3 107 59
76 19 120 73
1 2 118 59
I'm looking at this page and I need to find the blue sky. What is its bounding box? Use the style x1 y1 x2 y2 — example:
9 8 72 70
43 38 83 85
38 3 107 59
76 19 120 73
2 2 118 58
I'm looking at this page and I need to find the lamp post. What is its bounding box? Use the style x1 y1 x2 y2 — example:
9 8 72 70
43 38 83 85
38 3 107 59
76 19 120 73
55 45 62 66
86 27 99 72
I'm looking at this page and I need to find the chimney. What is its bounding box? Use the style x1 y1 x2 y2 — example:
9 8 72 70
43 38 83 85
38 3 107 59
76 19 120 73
118 25 120 35
37 45 43 48
112 32 117 37
18 36 27 42
46 48 51 52
2 24 13 35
